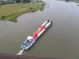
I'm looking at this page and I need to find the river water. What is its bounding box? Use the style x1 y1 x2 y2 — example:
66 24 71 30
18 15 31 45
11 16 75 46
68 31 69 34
0 0 79 59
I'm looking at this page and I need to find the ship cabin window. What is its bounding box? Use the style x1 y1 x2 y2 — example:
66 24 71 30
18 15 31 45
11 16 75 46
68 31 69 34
23 39 33 47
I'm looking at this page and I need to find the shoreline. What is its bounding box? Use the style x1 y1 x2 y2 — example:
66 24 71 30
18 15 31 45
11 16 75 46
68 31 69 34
0 1 45 22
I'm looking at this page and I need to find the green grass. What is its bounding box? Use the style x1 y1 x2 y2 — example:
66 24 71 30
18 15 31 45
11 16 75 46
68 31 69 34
0 2 45 22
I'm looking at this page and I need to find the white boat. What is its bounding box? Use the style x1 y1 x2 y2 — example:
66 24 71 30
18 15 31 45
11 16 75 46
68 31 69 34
21 20 52 50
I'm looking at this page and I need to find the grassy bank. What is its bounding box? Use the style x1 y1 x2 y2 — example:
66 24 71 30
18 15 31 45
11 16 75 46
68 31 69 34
0 2 45 22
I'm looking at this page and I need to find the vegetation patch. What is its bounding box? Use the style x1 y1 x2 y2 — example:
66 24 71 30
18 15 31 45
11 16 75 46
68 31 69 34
0 2 45 22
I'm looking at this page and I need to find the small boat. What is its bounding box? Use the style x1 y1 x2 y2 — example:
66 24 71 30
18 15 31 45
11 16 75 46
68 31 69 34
21 20 52 50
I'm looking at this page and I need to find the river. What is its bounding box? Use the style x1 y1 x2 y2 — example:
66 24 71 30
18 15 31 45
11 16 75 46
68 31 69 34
0 0 79 59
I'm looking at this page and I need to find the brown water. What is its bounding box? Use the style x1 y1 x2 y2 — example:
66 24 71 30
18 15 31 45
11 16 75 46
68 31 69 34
0 0 79 59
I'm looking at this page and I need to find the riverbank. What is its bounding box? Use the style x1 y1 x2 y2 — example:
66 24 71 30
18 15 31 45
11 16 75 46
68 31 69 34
0 2 45 22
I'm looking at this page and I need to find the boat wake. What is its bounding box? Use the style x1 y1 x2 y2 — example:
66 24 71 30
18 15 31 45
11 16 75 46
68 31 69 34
17 49 24 55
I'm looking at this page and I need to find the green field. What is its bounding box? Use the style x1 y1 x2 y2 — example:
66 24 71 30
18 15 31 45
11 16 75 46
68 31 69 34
0 2 44 22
